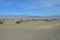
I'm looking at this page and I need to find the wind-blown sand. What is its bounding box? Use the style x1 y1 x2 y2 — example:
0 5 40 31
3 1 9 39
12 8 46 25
0 20 60 40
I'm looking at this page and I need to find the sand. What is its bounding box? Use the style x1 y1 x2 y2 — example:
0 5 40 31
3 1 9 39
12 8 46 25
0 20 60 40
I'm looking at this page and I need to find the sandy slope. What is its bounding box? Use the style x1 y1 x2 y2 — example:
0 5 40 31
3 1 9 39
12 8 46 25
0 21 60 40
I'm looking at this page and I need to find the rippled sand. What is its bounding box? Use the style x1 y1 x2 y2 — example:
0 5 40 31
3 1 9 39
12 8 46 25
0 21 60 40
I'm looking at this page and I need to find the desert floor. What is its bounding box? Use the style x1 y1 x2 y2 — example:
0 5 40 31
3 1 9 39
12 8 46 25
0 21 60 40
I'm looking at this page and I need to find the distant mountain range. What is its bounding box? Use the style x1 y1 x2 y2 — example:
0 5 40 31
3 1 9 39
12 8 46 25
0 15 60 19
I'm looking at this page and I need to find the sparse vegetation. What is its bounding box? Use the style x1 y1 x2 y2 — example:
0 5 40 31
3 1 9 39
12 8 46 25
0 18 58 24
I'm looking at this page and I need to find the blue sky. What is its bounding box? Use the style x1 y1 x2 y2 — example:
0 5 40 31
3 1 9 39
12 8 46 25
0 0 60 16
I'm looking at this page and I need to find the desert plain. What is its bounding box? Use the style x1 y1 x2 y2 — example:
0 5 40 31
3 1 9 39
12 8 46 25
0 18 60 40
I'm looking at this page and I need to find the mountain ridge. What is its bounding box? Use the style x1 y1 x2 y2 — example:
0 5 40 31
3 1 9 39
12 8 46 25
0 15 60 19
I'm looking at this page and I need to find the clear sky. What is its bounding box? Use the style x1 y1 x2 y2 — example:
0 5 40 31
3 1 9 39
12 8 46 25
0 0 60 16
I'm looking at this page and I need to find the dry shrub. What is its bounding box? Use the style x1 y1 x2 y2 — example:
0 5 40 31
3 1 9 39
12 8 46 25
16 21 21 24
38 19 41 21
43 19 50 22
32 19 36 21
0 21 3 24
31 19 37 21
24 19 33 22
51 19 58 21
25 19 40 22
32 19 41 21
16 19 25 24
0 19 4 24
20 19 24 22
25 20 29 22
24 20 30 22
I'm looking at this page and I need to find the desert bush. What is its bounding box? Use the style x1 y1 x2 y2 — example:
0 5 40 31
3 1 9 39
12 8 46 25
20 19 24 22
24 19 33 22
25 20 29 22
37 19 40 20
0 22 3 24
0 19 4 24
24 19 31 21
43 19 50 22
51 19 58 21
32 19 41 21
31 19 37 21
16 21 21 24
25 19 40 22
